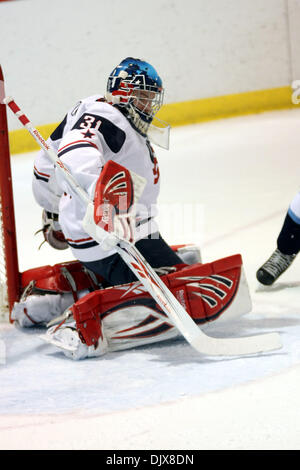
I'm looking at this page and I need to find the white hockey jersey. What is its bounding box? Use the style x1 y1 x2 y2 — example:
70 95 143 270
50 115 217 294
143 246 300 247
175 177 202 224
32 95 161 262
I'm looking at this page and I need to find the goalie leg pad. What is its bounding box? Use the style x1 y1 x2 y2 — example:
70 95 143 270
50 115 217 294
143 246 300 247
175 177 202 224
71 290 104 347
11 292 75 328
65 253 251 355
165 253 251 325
21 260 105 296
19 243 199 298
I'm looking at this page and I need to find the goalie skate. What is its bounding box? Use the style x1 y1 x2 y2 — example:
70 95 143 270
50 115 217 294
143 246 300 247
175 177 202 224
41 320 108 360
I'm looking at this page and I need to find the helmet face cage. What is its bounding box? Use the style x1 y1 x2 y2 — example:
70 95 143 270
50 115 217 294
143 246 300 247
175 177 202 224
106 58 164 136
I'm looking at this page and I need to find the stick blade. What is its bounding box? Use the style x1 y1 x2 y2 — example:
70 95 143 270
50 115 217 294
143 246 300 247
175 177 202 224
189 331 282 357
118 240 283 358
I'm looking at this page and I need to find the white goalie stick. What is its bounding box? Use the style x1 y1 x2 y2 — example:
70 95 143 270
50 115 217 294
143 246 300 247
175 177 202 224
3 95 282 356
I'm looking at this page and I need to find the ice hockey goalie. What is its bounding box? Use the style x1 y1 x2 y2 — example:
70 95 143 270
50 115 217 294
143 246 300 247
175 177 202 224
9 57 252 359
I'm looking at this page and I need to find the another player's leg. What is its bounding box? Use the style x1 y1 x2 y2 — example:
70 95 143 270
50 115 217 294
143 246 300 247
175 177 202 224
256 209 300 285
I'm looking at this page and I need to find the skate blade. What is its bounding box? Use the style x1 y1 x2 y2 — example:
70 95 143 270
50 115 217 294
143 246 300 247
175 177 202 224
39 333 77 352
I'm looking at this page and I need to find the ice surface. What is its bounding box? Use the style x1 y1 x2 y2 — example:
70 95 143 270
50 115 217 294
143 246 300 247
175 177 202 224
1 109 300 449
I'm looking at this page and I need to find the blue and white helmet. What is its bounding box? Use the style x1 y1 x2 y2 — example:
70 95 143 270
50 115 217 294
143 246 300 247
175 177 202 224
106 57 164 138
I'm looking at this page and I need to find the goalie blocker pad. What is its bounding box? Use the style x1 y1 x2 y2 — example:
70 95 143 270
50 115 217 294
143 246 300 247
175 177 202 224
93 160 146 243
93 160 134 231
71 254 252 350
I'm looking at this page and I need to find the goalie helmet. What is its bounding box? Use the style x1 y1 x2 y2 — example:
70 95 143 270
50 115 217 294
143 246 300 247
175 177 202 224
106 57 165 139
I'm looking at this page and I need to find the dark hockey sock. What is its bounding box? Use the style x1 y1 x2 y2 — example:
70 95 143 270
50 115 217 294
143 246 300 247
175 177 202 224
83 232 182 287
277 212 300 255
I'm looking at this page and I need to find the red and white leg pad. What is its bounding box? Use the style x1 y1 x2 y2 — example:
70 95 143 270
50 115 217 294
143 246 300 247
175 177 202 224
63 253 251 358
19 244 200 297
13 244 200 329
11 260 105 328
20 260 105 297
11 292 75 328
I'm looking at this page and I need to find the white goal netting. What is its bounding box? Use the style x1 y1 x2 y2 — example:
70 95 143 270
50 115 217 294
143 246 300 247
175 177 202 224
0 209 9 321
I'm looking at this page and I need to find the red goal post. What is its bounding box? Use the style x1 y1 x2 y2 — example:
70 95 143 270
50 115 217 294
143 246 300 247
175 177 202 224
0 65 21 321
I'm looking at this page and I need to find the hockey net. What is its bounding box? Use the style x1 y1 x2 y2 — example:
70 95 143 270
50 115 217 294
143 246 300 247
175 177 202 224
0 65 20 322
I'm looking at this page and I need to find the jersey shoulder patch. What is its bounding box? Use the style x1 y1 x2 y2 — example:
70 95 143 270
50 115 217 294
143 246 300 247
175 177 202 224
72 112 126 153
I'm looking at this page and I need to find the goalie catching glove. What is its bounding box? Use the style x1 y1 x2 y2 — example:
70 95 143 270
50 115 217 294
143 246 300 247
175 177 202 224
84 160 146 251
40 210 68 250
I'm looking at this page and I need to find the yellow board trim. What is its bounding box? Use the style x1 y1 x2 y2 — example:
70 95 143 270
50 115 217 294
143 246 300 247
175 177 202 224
8 85 295 155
